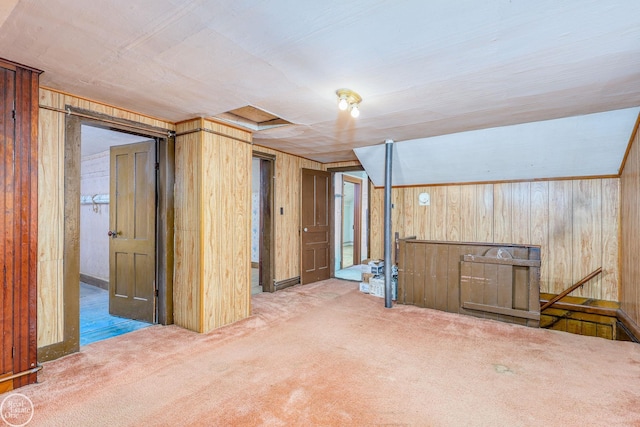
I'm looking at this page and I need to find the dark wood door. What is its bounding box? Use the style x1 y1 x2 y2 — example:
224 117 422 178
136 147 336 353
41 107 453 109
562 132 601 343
109 141 156 323
301 168 331 284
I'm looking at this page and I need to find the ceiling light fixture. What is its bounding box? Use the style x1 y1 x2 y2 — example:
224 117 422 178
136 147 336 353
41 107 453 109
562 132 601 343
336 88 362 118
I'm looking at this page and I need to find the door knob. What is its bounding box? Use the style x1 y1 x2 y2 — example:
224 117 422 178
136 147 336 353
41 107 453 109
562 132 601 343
108 230 118 238
303 227 308 232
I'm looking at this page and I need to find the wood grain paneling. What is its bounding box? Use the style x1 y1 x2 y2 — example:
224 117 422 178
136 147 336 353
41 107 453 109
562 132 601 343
37 88 176 354
174 119 252 333
252 145 324 282
370 177 620 301
1 62 40 389
548 181 573 295
620 121 640 326
202 121 251 331
37 107 64 346
493 183 512 244
530 181 549 288
601 179 619 301
174 119 202 331
572 180 602 298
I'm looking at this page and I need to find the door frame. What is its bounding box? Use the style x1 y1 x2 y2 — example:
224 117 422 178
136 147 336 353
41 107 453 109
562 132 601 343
38 107 175 362
341 175 362 269
252 151 275 292
327 166 369 278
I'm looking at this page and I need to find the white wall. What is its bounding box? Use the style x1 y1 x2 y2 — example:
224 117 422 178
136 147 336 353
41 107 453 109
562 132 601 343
251 158 261 263
80 150 110 282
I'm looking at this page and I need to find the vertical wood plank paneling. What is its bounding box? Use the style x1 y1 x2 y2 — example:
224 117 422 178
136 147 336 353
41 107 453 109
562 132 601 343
198 121 252 332
431 187 447 241
201 129 218 330
446 186 461 241
1 67 14 380
37 108 64 346
530 182 549 292
37 88 176 350
413 243 426 307
460 185 476 242
384 176 619 302
403 187 415 237
620 126 640 323
601 178 619 301
548 181 573 294
1 65 40 388
254 146 323 279
493 183 512 244
369 187 384 259
423 243 436 308
392 188 404 249
511 182 530 244
173 119 202 331
475 184 493 242
572 180 602 298
417 187 431 240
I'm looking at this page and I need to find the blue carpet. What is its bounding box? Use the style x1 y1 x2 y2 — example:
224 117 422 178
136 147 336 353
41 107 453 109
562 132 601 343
80 283 151 346
335 265 362 281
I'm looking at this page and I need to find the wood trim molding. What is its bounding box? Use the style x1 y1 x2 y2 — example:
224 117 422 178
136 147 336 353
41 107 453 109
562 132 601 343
372 174 621 189
79 274 108 290
617 309 640 343
274 276 300 291
40 86 172 126
618 113 640 175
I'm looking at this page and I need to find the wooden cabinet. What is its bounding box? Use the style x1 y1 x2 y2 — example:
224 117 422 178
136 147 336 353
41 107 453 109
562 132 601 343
0 58 40 391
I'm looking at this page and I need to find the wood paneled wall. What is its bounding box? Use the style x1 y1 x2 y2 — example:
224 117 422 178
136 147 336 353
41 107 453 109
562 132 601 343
252 145 323 282
174 119 252 333
370 178 620 301
37 88 174 348
1 60 40 389
620 118 640 326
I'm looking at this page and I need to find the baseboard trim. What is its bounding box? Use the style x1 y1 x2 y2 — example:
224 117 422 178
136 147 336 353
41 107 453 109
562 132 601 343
274 276 300 291
617 309 640 343
80 273 108 290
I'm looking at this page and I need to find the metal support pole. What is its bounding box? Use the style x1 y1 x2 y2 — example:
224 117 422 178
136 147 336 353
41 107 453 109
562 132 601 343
384 139 394 308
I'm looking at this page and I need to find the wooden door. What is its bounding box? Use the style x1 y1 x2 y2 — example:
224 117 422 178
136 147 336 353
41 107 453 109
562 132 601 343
301 168 331 284
259 157 274 292
109 141 156 323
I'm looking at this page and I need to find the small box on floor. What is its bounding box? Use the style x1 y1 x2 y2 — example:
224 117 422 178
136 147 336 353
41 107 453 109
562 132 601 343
362 272 374 283
369 276 385 298
367 276 398 300
359 282 370 293
360 259 384 275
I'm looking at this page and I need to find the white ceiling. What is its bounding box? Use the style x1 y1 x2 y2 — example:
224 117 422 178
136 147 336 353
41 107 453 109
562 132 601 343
2 0 640 181
356 107 640 187
81 125 152 157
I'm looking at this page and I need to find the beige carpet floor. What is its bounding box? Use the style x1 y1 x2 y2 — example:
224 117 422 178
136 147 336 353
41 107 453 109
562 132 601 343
10 279 640 426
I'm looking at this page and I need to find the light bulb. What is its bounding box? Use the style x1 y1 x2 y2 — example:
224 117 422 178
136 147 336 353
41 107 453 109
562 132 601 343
350 104 360 118
338 96 348 111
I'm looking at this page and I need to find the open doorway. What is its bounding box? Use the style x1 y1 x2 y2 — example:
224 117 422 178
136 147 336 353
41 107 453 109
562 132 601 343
79 125 153 345
251 152 275 293
334 171 369 281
